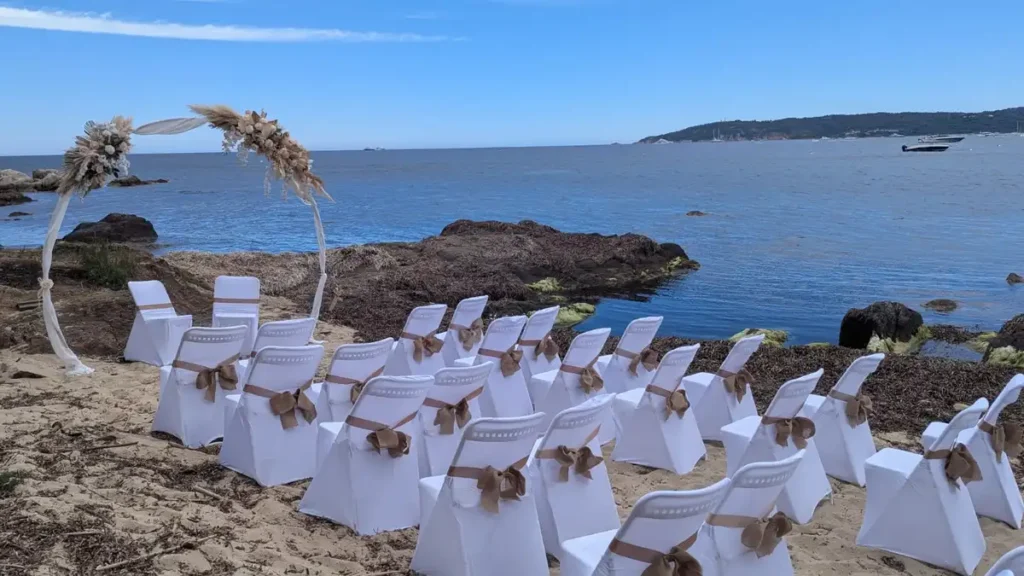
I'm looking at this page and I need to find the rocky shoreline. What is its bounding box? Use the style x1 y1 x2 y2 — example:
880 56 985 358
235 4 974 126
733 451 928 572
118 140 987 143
0 169 170 207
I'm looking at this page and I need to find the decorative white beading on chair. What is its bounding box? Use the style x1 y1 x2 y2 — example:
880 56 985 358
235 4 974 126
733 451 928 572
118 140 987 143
611 344 704 474
857 400 989 575
518 306 562 401
152 325 247 448
211 275 261 357
799 353 884 486
721 369 831 524
533 328 611 433
685 334 764 442
384 304 448 377
596 316 664 394
124 280 194 367
238 318 316 380
468 315 532 418
440 296 489 367
417 363 493 478
985 546 1024 576
311 338 394 427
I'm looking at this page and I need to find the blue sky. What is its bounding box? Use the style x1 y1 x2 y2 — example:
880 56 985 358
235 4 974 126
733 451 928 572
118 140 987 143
1 0 1023 154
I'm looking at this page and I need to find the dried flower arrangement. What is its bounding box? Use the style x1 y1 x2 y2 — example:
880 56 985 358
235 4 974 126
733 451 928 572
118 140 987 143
57 116 134 196
188 105 331 203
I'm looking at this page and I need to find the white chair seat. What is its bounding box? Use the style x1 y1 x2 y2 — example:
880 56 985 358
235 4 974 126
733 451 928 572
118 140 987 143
559 529 618 576
528 369 559 408
317 422 344 472
611 388 644 435
799 393 826 418
721 415 763 475
866 447 921 479
596 354 612 371
682 371 714 405
921 421 948 448
453 356 475 368
418 475 445 530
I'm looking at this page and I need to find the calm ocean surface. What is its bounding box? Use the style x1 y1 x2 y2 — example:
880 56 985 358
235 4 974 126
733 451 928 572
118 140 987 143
3 137 1022 344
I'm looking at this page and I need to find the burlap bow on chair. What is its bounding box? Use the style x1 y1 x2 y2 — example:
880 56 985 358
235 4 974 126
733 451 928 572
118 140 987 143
927 443 983 486
476 465 527 513
478 346 524 377
526 333 560 361
242 381 317 430
740 512 793 558
403 331 444 362
552 445 604 482
764 416 816 449
367 427 411 458
717 367 754 402
561 358 604 394
455 318 485 351
830 390 872 427
174 355 240 403
625 346 660 376
433 398 472 435
324 366 385 405
608 533 703 576
979 420 1023 463
664 389 690 420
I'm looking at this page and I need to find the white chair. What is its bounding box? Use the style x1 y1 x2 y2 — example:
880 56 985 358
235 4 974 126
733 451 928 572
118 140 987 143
384 304 447 377
919 374 1024 529
311 338 394 426
721 369 830 524
595 316 663 394
517 306 562 400
440 295 488 367
220 344 325 487
411 413 549 576
152 326 247 448
611 344 705 474
468 316 532 419
531 397 619 560
694 453 805 576
857 401 988 576
798 353 884 486
986 546 1024 576
299 374 434 535
211 275 261 357
417 363 493 478
685 334 764 442
533 328 611 433
559 479 731 576
238 318 317 379
124 280 193 366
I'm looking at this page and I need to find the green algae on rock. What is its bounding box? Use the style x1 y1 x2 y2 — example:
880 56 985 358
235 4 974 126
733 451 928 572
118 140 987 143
527 277 563 292
729 328 788 347
964 332 998 354
986 346 1024 369
866 325 932 355
556 303 596 327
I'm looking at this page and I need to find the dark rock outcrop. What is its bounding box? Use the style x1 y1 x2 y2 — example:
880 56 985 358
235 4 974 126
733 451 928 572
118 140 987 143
1008 273 1024 285
108 175 169 187
0 190 32 207
62 213 158 244
8 211 30 217
685 210 708 216
839 301 924 349
923 298 958 313
985 314 1024 359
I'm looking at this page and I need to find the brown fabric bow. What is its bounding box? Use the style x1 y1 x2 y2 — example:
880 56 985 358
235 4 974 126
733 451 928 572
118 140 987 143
476 465 527 514
609 533 702 576
740 512 793 558
718 367 754 402
478 346 524 377
367 427 412 458
552 445 604 482
403 331 443 362
526 333 560 361
764 416 816 449
243 381 317 430
664 389 691 420
174 356 239 403
927 444 983 485
433 398 471 435
980 421 1023 463
626 347 661 376
561 359 604 394
830 390 872 427
455 318 485 351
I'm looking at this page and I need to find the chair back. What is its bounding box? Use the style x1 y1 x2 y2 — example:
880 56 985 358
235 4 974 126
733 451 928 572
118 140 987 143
252 318 315 355
831 353 884 397
402 304 447 338
650 344 700 391
419 364 493 476
763 369 824 419
563 328 611 369
983 374 1024 427
927 399 988 453
450 295 488 330
326 338 394 383
520 306 559 344
213 276 260 317
428 364 492 411
614 316 663 356
172 326 248 386
718 334 764 374
446 414 546 508
128 280 177 319
347 375 434 452
986 546 1024 576
478 315 527 355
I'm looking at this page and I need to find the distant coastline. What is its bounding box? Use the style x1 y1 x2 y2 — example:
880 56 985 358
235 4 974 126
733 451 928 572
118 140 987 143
640 106 1024 143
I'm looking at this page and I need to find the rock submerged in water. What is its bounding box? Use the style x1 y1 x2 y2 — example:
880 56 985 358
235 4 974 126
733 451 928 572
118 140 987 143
1008 273 1024 285
108 175 169 187
923 298 958 313
685 210 708 217
0 168 61 192
62 213 158 244
8 211 30 217
730 328 788 347
0 190 32 207
983 314 1024 367
839 301 924 349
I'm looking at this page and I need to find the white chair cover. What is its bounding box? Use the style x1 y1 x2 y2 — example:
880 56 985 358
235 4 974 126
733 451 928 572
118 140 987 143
799 353 884 486
220 344 325 487
124 280 193 366
417 363 493 478
411 413 549 576
695 452 805 576
312 338 394 425
596 316 663 394
534 328 611 433
559 480 731 576
986 546 1024 576
686 334 764 441
531 396 618 559
721 369 830 524
920 374 1024 529
440 295 489 367
472 316 531 418
299 374 434 535
385 304 448 377
610 344 705 474
238 318 317 380
152 325 247 448
857 401 989 575
518 306 562 402
212 275 260 357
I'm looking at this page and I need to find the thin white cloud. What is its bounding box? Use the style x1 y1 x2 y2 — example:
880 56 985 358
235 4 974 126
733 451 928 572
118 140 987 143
405 10 444 20
0 7 452 42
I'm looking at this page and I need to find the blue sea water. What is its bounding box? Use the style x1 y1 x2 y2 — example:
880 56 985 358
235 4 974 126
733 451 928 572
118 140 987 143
2 137 1022 344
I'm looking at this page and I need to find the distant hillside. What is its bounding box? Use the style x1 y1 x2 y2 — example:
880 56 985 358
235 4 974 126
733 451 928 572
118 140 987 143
639 107 1024 143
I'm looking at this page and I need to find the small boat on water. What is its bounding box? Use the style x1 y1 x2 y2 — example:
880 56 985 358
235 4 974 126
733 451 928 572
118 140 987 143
903 144 950 152
918 135 965 143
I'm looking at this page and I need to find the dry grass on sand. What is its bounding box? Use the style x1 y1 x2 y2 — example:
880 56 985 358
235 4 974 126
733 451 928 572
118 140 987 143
2 342 1023 575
